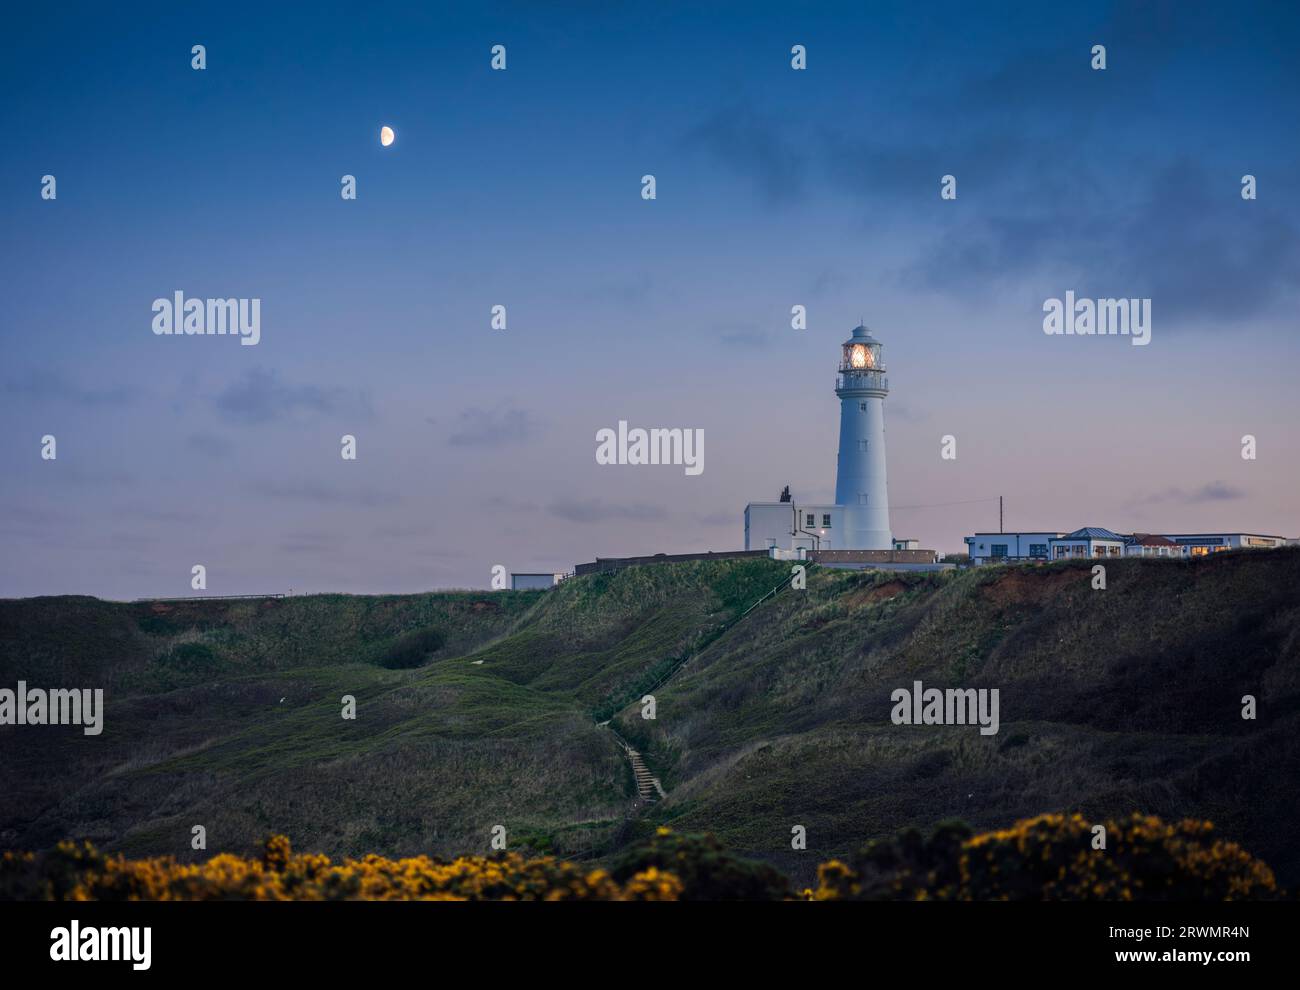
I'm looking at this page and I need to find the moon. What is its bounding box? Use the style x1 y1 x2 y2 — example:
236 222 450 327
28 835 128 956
380 126 395 147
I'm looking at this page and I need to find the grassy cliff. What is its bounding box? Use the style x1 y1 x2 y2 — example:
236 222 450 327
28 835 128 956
2 550 1297 889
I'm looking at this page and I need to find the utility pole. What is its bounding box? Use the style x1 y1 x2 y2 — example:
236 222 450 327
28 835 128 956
999 496 1003 534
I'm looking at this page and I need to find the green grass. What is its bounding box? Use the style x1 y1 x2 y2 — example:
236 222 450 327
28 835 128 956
2 550 1299 890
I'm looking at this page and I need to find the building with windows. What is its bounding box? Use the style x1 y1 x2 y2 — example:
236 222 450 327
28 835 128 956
1125 534 1180 557
1162 533 1288 555
745 503 842 551
964 532 1065 565
1050 527 1127 559
963 528 1291 564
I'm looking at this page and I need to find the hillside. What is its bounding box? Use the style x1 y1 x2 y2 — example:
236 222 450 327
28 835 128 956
2 550 1298 889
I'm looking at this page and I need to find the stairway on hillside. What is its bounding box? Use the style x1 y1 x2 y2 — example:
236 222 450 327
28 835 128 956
625 746 666 802
599 573 792 807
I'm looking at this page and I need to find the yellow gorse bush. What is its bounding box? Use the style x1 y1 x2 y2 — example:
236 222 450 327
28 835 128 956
0 814 1281 901
1 836 682 901
813 812 1280 901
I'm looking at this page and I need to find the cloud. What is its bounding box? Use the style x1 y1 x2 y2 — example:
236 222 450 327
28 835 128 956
547 497 668 523
187 432 233 458
1098 163 1300 322
131 508 202 524
370 523 428 541
277 530 339 555
484 494 539 512
214 369 371 424
38 464 137 487
718 325 771 348
694 509 736 527
581 273 654 303
684 102 1021 210
249 480 400 507
809 269 849 297
1134 481 1247 506
2 503 77 527
5 369 141 406
885 400 927 424
448 407 541 447
683 104 809 205
687 56 1300 330
902 161 1300 324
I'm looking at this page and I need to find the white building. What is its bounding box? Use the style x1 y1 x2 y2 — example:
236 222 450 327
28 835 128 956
1049 527 1127 559
1162 533 1288 555
1125 534 1180 557
745 503 842 551
964 532 1065 565
963 528 1291 564
745 324 893 551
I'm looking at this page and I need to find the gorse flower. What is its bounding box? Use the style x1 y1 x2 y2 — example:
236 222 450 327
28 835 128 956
0 836 693 901
815 813 1281 902
0 816 1282 902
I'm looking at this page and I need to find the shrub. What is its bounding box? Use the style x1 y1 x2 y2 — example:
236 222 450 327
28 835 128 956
0 835 681 901
814 813 1281 901
378 627 446 669
610 828 791 901
0 817 1281 902
158 642 218 670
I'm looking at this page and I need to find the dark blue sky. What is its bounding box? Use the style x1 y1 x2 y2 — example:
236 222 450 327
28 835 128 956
3 1 1299 597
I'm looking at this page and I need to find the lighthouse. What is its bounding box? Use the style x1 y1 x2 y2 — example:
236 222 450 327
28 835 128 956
742 320 907 557
834 324 893 550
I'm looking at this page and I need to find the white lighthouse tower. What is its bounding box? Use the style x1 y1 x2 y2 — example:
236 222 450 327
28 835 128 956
834 324 893 550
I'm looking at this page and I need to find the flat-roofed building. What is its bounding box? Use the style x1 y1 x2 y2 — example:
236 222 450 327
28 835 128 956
1162 533 1289 556
962 527 1293 565
963 532 1065 565
745 502 843 551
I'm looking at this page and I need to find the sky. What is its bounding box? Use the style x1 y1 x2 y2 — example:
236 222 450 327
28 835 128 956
2 0 1299 598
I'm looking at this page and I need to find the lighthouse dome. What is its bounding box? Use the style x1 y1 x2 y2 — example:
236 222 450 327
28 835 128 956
846 324 880 346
